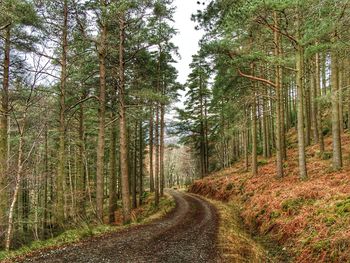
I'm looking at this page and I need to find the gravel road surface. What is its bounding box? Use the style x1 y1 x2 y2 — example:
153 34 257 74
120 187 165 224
16 190 220 263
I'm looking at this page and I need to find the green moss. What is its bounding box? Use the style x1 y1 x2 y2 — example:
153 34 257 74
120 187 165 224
258 159 268 166
335 197 350 217
318 151 332 160
322 126 331 136
281 198 315 214
301 236 312 246
270 211 281 219
323 217 336 226
313 240 331 252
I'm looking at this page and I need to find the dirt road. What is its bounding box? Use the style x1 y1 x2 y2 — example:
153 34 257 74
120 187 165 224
17 190 220 263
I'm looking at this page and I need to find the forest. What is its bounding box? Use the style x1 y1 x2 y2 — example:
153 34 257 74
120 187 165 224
0 0 186 252
1 0 350 262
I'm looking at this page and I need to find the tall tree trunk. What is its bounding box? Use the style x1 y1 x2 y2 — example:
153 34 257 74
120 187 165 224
339 61 344 133
274 12 284 178
315 53 325 153
139 120 144 206
0 25 10 241
251 93 258 176
204 97 209 174
108 113 118 224
77 95 86 218
310 63 319 144
149 107 154 192
96 1 107 222
295 39 308 179
43 125 49 237
132 122 138 209
331 39 343 170
119 12 131 223
154 104 160 206
321 53 328 95
160 104 165 197
56 0 68 225
243 111 249 172
304 72 311 146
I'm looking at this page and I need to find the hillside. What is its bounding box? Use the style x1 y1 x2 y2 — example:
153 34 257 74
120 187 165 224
189 131 350 262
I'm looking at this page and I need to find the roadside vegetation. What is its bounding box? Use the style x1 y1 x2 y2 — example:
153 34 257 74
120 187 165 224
189 132 350 262
0 193 175 262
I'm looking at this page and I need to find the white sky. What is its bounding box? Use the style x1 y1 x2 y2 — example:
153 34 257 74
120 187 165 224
165 1 205 142
172 0 205 85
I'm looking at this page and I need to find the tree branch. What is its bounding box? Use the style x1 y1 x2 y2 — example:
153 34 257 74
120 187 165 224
238 69 276 87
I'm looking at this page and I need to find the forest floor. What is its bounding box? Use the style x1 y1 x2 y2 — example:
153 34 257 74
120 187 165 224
9 190 220 263
189 130 350 263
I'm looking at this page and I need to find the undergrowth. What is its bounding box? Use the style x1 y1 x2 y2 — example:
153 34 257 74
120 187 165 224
189 131 350 263
0 193 175 262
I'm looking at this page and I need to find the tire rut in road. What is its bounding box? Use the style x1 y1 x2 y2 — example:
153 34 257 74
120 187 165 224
17 190 220 263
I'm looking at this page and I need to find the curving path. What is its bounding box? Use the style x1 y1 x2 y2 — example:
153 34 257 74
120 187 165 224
16 190 220 263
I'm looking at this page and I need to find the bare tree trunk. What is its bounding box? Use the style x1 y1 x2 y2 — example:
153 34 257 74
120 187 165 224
339 61 344 134
154 104 160 206
243 111 249 172
160 104 165 197
310 63 319 144
0 25 10 242
331 41 343 170
274 12 284 178
251 93 258 176
296 42 308 179
96 0 108 222
304 73 311 147
315 53 325 153
56 0 68 226
77 96 86 218
149 107 154 192
119 12 131 223
108 112 118 224
43 125 49 237
139 120 144 206
132 122 138 209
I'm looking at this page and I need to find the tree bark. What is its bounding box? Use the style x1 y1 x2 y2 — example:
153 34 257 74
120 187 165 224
315 53 325 153
331 41 343 170
108 112 118 224
274 12 284 178
160 103 165 197
139 120 144 206
251 93 258 176
0 24 10 241
132 122 138 209
119 12 131 223
56 0 68 226
154 104 160 206
77 94 86 218
96 0 108 222
296 42 308 180
149 107 154 192
310 63 319 144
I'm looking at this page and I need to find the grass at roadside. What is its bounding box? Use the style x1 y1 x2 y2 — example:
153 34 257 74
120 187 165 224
0 192 175 262
202 197 271 263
